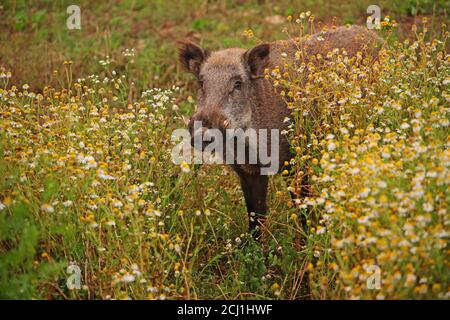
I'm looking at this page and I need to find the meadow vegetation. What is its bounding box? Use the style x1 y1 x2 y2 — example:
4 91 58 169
0 1 449 299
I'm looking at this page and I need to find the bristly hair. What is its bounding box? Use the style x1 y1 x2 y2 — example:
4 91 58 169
244 43 270 76
177 40 210 73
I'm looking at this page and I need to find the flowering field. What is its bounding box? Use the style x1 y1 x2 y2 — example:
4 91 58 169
280 18 449 299
0 2 449 300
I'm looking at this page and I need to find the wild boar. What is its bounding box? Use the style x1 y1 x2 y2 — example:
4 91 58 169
179 25 382 238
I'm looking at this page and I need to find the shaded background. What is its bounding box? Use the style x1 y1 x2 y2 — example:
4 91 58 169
0 0 448 91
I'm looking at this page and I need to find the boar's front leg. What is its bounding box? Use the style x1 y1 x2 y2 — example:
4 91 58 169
238 172 268 238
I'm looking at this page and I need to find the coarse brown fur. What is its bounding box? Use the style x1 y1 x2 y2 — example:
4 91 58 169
244 25 383 173
179 25 383 237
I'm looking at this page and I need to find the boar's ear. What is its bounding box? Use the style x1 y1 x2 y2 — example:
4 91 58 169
178 41 209 78
244 43 270 77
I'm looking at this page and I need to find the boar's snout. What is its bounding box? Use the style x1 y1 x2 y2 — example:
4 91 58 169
188 109 229 149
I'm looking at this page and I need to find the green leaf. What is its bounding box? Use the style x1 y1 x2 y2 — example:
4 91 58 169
15 10 28 31
32 9 47 26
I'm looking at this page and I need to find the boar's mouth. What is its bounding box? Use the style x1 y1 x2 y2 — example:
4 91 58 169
188 118 226 151
188 118 256 164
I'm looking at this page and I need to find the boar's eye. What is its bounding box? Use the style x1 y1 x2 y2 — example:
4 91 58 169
233 80 242 91
198 80 204 89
